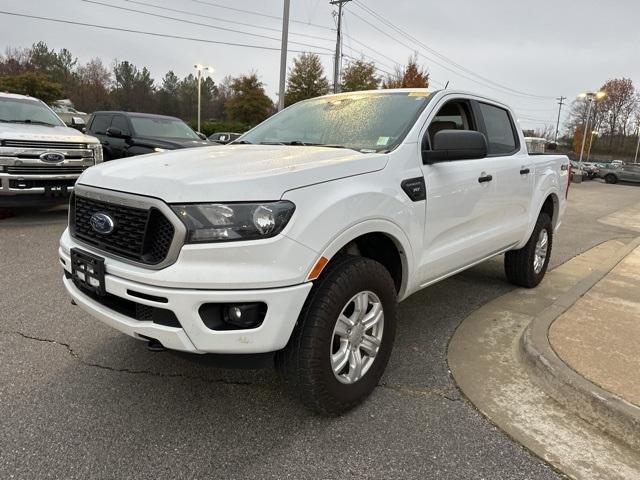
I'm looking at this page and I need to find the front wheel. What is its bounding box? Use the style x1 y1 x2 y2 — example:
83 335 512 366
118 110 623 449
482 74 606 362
604 174 618 184
504 213 553 288
276 255 397 415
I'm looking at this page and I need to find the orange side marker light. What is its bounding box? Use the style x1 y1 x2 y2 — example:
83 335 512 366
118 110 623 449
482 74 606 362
307 256 329 281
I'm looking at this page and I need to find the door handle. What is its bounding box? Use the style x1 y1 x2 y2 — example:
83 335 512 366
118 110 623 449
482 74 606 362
520 168 530 175
478 174 493 183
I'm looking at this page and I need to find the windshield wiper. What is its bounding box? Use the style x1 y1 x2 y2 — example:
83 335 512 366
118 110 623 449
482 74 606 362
231 140 253 144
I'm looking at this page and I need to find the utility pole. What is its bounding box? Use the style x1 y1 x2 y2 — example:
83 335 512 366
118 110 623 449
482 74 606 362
554 96 566 143
278 0 290 111
331 0 351 93
634 124 640 164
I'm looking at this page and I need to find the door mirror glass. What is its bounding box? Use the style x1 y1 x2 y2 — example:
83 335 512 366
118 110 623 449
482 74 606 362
422 130 488 164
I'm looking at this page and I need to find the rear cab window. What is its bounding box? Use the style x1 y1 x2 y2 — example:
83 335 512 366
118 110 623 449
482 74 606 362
478 103 519 155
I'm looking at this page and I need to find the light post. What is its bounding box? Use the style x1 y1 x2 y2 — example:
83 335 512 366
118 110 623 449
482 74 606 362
577 91 605 173
634 124 640 164
194 64 214 133
586 130 598 162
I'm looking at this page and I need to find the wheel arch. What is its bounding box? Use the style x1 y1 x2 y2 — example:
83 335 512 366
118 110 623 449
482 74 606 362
313 220 414 300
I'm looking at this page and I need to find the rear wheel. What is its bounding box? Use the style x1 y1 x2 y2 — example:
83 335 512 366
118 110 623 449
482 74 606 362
276 255 397 415
504 213 553 288
604 174 618 184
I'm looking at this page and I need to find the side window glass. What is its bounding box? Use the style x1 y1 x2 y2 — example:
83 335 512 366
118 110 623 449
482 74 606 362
427 101 472 146
91 114 113 135
479 103 517 155
111 115 130 135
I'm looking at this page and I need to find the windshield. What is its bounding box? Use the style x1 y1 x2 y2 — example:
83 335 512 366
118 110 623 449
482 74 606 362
129 116 200 140
240 91 433 153
0 97 65 126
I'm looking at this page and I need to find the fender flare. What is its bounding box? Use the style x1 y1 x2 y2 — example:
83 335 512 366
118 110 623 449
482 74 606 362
517 188 560 249
313 218 415 299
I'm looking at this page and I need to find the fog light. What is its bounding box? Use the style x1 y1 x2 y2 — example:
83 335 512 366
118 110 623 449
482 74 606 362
224 304 265 329
198 302 267 331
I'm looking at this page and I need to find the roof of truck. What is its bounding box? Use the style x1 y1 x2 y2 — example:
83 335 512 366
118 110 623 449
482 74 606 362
91 111 181 120
0 91 41 101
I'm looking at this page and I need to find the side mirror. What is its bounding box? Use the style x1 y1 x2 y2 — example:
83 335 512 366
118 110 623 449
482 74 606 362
197 132 207 140
422 130 488 164
106 127 128 139
70 116 86 131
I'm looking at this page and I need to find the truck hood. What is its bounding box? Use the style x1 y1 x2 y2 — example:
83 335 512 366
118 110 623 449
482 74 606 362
133 136 213 150
78 144 388 202
0 122 99 144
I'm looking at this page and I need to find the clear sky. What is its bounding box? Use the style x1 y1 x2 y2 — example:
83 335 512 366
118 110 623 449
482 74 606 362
1 0 638 132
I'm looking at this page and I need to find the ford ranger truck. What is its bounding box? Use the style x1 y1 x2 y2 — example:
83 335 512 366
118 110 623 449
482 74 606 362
0 92 102 206
59 89 569 415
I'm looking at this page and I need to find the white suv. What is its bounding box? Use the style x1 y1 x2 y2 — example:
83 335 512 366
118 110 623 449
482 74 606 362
60 89 568 414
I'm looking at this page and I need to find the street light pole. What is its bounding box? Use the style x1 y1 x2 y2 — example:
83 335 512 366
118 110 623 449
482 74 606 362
278 0 290 112
634 125 640 164
587 131 597 162
194 64 214 133
578 91 605 171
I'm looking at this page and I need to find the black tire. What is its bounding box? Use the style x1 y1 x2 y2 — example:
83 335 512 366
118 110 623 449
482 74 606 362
504 213 553 288
275 255 397 416
604 174 618 184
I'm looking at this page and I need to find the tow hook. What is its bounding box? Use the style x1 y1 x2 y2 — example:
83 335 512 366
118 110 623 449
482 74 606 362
146 338 167 352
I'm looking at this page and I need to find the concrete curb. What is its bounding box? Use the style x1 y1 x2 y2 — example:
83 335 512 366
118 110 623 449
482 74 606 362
520 237 640 452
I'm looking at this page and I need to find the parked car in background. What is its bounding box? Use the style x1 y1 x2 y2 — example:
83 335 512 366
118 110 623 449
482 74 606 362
86 111 212 160
209 132 241 144
0 92 102 206
524 137 547 154
60 89 569 414
599 163 640 184
51 99 90 127
570 160 598 179
611 159 624 167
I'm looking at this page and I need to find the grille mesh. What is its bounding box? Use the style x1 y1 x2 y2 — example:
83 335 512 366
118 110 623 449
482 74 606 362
71 193 175 265
2 139 88 149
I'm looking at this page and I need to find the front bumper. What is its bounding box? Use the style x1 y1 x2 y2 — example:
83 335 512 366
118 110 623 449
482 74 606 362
60 251 313 354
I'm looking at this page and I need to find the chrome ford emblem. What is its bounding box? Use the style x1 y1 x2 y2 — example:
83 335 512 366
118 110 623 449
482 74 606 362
89 212 115 235
40 152 65 163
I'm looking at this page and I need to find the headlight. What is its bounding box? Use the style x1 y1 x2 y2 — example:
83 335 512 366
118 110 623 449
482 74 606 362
171 201 296 243
154 147 168 153
89 143 103 164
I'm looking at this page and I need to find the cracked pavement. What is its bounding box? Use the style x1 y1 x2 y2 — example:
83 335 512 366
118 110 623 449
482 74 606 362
2 181 639 479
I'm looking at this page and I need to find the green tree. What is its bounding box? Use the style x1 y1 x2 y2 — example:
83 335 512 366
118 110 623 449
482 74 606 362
382 55 429 89
157 70 180 116
112 60 155 112
225 73 273 125
340 59 380 92
29 41 77 96
0 72 63 103
285 53 329 106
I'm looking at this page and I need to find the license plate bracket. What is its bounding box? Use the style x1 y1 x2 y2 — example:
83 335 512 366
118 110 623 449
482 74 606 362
71 248 106 296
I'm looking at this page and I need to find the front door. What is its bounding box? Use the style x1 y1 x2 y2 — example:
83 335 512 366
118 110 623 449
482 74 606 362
417 98 503 285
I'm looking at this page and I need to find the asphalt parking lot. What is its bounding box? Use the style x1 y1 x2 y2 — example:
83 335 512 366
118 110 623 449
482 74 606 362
1 180 639 480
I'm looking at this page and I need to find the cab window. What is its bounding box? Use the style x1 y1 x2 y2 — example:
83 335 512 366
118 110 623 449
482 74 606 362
90 114 113 135
478 103 518 155
426 100 476 147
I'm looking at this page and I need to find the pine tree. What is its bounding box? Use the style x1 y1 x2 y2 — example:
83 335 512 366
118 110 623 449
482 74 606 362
340 59 380 92
285 53 330 106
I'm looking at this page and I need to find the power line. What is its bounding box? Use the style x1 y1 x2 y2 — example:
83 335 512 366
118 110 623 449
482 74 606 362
350 1 555 101
188 0 335 31
81 0 334 52
0 10 334 55
124 0 334 43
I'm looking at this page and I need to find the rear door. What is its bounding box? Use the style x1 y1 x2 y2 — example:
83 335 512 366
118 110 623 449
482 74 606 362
475 101 533 246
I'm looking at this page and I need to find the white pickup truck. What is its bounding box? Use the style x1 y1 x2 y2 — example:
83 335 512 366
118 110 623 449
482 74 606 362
59 89 569 414
0 92 102 206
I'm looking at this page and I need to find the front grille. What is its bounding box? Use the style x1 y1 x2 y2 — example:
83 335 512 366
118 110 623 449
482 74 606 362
2 139 88 149
4 165 87 175
70 193 175 265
